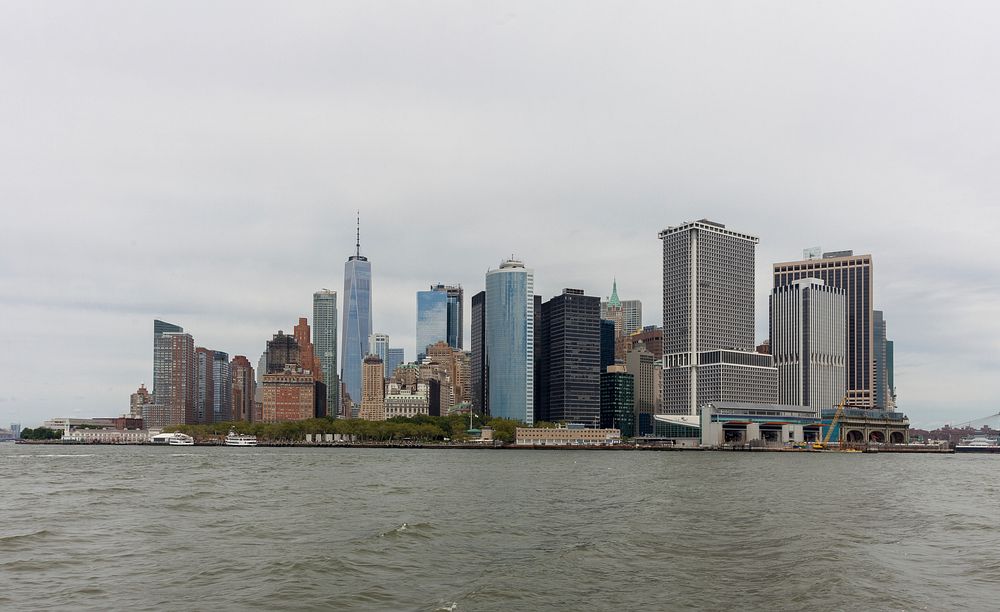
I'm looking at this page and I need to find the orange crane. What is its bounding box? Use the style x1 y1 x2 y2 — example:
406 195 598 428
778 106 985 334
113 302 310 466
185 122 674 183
812 397 848 450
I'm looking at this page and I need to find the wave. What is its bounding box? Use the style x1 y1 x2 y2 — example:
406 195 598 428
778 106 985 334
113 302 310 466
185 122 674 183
0 529 53 544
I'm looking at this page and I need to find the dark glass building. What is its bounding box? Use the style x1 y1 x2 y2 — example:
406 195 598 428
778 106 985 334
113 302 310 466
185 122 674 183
470 290 487 415
266 331 300 374
600 368 635 437
600 319 616 371
537 289 601 424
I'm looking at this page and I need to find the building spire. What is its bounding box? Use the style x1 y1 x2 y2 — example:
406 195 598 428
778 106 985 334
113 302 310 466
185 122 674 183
609 277 621 307
356 211 361 257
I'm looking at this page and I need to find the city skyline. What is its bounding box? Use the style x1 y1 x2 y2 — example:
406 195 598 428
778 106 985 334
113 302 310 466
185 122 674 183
3 4 998 429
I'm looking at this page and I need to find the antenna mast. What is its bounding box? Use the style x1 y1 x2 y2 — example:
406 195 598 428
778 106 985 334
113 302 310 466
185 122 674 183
356 211 361 257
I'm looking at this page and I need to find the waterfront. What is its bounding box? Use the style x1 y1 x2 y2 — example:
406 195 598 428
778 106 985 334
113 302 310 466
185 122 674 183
2 445 998 611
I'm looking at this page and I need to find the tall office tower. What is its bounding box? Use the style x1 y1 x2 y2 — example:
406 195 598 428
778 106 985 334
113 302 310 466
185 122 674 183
130 384 152 418
369 333 389 362
537 289 601 424
426 341 458 406
255 352 267 421
600 365 635 437
293 318 319 379
262 365 315 422
342 219 373 409
195 347 215 423
874 310 891 409
885 340 896 409
625 341 657 436
454 351 470 405
773 250 874 407
230 355 255 422
211 351 231 422
470 290 488 415
600 319 616 371
151 320 195 427
485 259 535 424
770 278 846 411
429 284 464 349
313 289 339 417
266 331 299 374
416 289 448 361
385 348 405 379
659 220 777 415
359 356 386 421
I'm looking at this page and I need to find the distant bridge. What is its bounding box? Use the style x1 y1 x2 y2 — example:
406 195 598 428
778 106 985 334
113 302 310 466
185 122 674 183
953 412 1000 429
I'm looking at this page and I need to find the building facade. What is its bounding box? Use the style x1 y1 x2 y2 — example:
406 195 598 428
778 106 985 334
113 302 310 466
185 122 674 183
773 250 874 408
770 277 846 412
230 355 255 422
384 383 430 419
313 289 339 417
537 289 601 424
431 284 464 350
151 320 195 427
359 355 386 421
600 366 635 438
385 348 405 379
416 289 449 361
262 365 316 422
342 232 373 413
659 220 776 414
470 290 487 415
369 333 389 363
266 331 299 374
485 259 535 424
625 342 656 436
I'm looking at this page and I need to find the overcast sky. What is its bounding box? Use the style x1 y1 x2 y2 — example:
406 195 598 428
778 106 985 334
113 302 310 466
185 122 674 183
2 2 998 429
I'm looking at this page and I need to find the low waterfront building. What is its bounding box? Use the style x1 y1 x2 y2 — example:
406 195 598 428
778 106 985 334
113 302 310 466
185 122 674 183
821 408 910 444
62 428 152 444
515 426 622 446
648 414 702 447
700 402 822 447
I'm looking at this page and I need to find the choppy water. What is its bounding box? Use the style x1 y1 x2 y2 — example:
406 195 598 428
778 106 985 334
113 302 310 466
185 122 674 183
2 445 998 611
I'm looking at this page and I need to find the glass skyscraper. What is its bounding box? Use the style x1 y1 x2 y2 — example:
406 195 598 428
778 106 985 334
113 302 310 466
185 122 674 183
485 259 534 424
342 239 372 409
416 290 448 361
385 348 405 379
313 289 338 416
369 333 389 363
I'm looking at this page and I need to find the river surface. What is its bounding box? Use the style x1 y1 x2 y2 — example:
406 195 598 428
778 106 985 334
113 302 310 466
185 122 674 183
1 444 998 611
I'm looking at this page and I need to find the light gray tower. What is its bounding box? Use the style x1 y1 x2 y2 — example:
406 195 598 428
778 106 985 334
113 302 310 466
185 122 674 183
770 278 846 411
369 333 389 362
342 216 372 410
659 220 777 415
313 289 339 416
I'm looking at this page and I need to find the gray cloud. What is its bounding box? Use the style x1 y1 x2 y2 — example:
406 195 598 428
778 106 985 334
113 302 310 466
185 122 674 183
1 2 998 429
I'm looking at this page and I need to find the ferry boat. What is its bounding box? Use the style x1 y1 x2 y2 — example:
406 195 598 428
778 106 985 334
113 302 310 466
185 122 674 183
955 435 1000 453
149 432 195 446
224 428 258 447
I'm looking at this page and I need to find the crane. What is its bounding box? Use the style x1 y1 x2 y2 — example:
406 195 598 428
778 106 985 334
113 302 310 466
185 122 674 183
813 397 848 450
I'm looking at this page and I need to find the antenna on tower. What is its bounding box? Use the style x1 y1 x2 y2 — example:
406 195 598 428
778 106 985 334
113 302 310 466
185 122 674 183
356 211 361 257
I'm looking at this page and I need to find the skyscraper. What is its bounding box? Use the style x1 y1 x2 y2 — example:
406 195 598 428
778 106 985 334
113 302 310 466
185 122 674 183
600 319 616 371
470 290 488 415
369 333 389 362
230 355 255 422
195 347 215 423
293 318 319 378
537 289 601 424
431 284 464 349
385 348 405 379
151 320 195 427
416 289 448 361
313 289 339 416
211 351 231 422
874 310 891 410
600 365 635 437
770 277 846 411
485 259 535 424
659 220 777 414
773 250 874 408
359 356 385 421
342 219 373 409
625 341 656 435
601 280 643 336
266 331 299 374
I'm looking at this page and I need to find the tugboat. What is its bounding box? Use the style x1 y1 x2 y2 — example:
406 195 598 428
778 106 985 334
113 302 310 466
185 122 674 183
955 435 1000 453
224 428 258 447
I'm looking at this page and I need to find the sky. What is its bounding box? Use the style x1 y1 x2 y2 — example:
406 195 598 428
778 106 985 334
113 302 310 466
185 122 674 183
1 2 998 429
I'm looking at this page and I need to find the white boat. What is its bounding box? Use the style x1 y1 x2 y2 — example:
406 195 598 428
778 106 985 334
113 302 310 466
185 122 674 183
224 428 257 447
955 435 1000 453
150 432 195 446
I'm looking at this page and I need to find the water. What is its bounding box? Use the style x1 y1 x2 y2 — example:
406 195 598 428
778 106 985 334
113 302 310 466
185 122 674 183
1 445 998 611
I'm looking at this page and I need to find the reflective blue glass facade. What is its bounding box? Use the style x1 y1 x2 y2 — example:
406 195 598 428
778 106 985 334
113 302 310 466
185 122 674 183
485 261 534 424
416 290 448 360
342 255 372 407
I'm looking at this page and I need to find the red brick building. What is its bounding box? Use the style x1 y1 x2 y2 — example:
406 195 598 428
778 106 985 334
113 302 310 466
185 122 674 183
262 365 315 422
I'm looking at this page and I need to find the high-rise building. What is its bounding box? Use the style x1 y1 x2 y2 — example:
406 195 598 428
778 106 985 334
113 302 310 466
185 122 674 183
195 347 214 423
773 250 874 408
212 351 231 422
485 259 534 424
255 352 267 422
262 365 315 422
770 278 846 412
293 318 319 379
313 289 339 417
601 280 643 358
342 218 373 414
625 341 656 436
537 289 601 424
659 220 777 414
874 310 892 410
151 320 195 427
416 289 448 361
431 284 464 349
625 326 664 361
369 333 389 362
129 384 152 418
385 348 404 378
470 290 488 415
600 319 616 371
230 355 255 422
600 365 635 437
885 340 896 409
359 356 385 421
